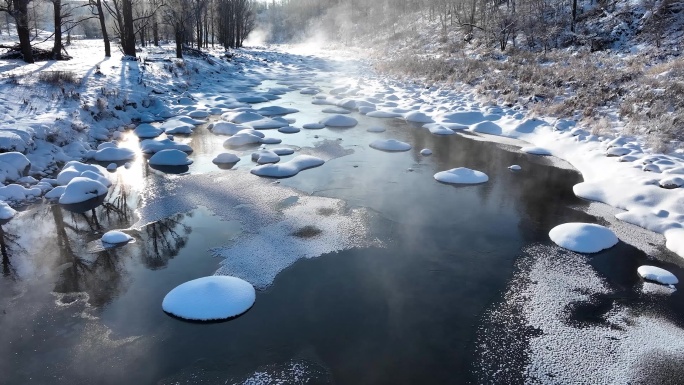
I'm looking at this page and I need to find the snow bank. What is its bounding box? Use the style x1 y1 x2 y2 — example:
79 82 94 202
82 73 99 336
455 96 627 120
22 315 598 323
549 223 619 253
162 276 255 321
434 168 489 184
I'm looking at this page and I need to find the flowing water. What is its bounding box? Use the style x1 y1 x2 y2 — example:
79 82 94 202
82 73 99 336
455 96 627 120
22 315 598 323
1 62 684 385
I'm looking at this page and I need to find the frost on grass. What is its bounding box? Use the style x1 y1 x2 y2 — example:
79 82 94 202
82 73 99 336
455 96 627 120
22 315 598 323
162 276 255 321
549 222 619 253
475 244 684 385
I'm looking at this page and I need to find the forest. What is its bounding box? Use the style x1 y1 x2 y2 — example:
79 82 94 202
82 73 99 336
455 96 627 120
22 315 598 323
0 0 257 61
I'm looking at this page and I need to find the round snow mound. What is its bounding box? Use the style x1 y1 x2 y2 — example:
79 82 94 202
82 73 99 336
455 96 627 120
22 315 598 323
369 139 412 152
162 276 256 321
637 265 678 285
420 149 432 156
102 230 133 245
549 223 618 253
509 165 522 171
521 146 552 155
434 167 488 184
320 114 358 128
149 149 193 166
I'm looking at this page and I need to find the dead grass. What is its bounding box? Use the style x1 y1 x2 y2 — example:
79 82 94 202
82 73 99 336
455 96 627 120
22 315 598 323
376 47 683 151
37 70 80 85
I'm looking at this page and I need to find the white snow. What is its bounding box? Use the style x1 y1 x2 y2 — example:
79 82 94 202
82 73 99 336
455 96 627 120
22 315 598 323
92 146 136 162
140 138 193 154
420 149 432 156
148 149 193 166
212 153 241 164
405 111 434 123
369 139 412 152
162 276 255 321
212 122 248 136
521 146 552 155
637 265 678 285
246 118 289 130
251 155 324 178
322 107 351 114
423 123 455 135
0 184 41 201
434 167 489 184
59 177 108 204
278 126 300 133
302 123 325 129
134 123 163 139
56 161 110 186
256 106 299 116
320 115 358 127
101 230 134 245
549 223 619 253
0 200 17 220
367 126 386 133
509 165 522 171
251 150 281 164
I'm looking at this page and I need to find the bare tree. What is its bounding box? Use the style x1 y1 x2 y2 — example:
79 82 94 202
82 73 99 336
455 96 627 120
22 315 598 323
0 0 35 62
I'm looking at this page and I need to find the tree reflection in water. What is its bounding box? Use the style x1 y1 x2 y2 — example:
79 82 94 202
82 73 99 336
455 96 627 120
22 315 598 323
139 212 192 270
0 224 22 279
0 170 193 310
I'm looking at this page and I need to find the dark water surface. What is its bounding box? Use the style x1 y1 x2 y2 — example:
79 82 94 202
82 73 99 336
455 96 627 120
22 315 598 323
1 80 683 385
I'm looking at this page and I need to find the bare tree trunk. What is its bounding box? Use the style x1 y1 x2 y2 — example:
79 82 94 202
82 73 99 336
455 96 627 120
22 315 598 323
175 27 183 58
121 0 136 56
13 0 34 63
153 20 159 46
52 0 63 59
94 0 111 56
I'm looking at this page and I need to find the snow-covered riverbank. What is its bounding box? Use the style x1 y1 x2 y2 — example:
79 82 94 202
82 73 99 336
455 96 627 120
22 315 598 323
0 40 682 259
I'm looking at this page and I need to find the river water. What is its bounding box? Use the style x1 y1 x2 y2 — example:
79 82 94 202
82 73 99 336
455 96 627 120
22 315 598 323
1 53 683 385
